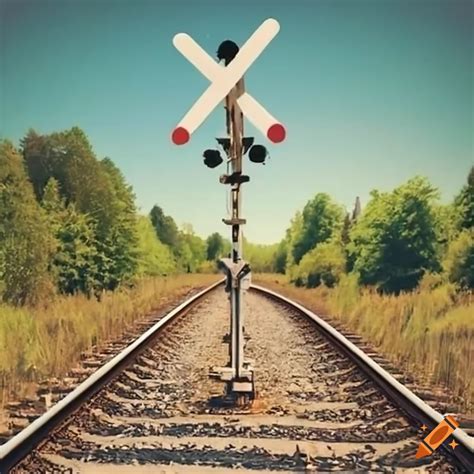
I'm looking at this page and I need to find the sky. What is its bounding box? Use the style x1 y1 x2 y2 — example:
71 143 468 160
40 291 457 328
1 0 472 244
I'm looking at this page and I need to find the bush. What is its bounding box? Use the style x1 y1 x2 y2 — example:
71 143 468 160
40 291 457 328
417 272 446 292
443 229 474 290
196 260 219 274
291 240 346 288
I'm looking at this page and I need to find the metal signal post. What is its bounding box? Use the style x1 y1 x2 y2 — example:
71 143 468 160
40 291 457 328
170 19 286 402
211 70 255 399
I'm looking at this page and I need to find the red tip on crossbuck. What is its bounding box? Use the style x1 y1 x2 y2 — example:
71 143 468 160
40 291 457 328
172 127 190 145
267 123 286 143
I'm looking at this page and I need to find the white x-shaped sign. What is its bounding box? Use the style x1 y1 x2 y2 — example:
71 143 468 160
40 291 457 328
171 18 286 145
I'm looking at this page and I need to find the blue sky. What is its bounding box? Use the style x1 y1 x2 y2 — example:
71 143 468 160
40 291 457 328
1 0 472 244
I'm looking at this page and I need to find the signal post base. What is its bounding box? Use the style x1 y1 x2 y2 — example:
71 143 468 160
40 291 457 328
209 363 256 402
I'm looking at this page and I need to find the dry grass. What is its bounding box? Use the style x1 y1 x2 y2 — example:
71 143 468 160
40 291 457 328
254 273 473 413
0 274 220 408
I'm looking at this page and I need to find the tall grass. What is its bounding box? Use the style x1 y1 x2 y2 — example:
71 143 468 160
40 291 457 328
0 274 219 407
255 273 473 413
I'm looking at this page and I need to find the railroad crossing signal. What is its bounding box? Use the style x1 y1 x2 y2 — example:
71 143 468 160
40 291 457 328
170 19 286 402
171 18 286 145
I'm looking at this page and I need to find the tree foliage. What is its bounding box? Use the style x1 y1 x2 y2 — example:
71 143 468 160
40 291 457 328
273 239 288 274
284 212 303 271
135 216 176 276
21 128 139 294
291 193 345 264
272 174 472 295
3 126 472 305
292 239 346 288
348 177 440 293
443 229 474 290
177 225 207 273
242 238 279 273
0 141 54 305
454 166 474 231
206 232 227 261
97 158 139 290
149 205 180 249
41 178 98 295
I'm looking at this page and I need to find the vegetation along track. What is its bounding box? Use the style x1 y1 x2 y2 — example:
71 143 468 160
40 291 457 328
1 281 473 473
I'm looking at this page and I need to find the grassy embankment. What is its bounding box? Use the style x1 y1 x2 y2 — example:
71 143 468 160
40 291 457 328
0 274 220 408
254 273 473 414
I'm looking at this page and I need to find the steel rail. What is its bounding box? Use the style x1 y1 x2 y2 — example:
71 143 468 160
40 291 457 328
250 284 474 472
0 279 224 473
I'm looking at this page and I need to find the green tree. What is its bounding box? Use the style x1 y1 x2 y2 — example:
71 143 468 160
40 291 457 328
291 193 345 264
273 238 288 274
135 216 176 276
349 177 440 293
285 212 303 278
351 196 361 222
292 239 346 288
454 166 474 231
341 197 363 272
433 203 460 258
23 128 112 219
178 225 207 272
149 205 180 250
341 213 351 246
22 128 139 293
443 229 474 290
242 238 279 273
0 140 54 305
20 129 58 200
41 178 98 295
99 158 139 290
206 232 226 261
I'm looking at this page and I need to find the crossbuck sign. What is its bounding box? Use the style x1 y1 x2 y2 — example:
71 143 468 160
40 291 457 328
171 18 286 145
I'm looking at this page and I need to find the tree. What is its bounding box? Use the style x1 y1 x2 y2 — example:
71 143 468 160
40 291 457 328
341 213 351 246
99 158 139 290
352 196 361 222
292 239 346 288
149 205 180 249
178 226 207 272
135 216 176 276
348 177 440 293
443 229 474 290
22 127 118 233
21 128 140 293
20 129 58 200
41 178 98 295
291 193 345 264
273 239 288 274
342 197 363 272
206 232 226 261
23 128 108 212
284 211 303 278
242 238 279 273
432 203 460 258
0 140 54 305
454 166 474 231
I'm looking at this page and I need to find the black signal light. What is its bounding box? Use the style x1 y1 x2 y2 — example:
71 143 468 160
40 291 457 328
248 144 268 164
203 149 223 168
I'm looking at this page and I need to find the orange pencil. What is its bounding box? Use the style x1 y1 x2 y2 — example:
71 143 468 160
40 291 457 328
416 415 459 458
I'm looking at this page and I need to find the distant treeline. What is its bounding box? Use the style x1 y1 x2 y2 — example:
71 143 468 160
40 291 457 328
269 170 473 294
0 127 233 306
1 126 472 305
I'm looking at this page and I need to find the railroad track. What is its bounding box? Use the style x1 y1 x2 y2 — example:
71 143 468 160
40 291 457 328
0 280 473 473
